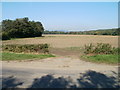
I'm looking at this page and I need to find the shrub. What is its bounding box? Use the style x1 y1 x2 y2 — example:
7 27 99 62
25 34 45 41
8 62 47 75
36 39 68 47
84 43 118 55
2 33 10 40
84 43 94 54
2 44 49 54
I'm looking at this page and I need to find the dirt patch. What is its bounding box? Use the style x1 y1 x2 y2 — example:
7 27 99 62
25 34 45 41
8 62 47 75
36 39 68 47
49 48 82 58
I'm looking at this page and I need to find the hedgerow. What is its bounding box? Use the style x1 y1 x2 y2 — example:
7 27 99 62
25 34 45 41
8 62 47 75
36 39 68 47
2 44 49 54
84 43 119 55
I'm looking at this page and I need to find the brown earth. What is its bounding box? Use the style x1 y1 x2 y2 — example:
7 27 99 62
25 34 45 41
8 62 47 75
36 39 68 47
2 34 118 48
2 34 118 58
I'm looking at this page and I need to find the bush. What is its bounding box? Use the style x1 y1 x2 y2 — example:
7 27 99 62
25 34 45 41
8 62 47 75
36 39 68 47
2 33 10 40
2 44 49 54
84 43 118 55
84 43 94 54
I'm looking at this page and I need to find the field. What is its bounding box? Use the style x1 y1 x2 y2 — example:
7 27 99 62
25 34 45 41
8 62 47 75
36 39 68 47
2 34 118 57
2 34 118 62
2 34 119 88
3 34 118 48
2 2 119 88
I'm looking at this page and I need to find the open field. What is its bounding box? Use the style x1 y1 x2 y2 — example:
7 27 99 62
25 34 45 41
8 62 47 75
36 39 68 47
2 35 119 88
2 34 118 59
2 2 119 88
2 34 118 62
2 34 118 48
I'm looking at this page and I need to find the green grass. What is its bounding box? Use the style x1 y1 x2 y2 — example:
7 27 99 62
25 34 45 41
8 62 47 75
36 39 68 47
81 54 119 64
66 47 83 51
1 52 55 61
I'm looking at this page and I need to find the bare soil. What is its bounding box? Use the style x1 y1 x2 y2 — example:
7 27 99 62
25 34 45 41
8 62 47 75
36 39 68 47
2 35 118 48
2 34 118 58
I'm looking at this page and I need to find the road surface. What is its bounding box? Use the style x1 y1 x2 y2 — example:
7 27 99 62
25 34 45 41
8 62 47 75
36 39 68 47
1 57 119 88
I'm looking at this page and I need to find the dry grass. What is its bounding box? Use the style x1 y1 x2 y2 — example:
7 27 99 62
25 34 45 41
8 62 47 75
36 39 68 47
2 34 118 48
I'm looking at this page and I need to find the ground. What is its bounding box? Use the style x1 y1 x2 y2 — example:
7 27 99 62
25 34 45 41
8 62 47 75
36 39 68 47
3 34 118 48
1 57 119 88
1 35 119 88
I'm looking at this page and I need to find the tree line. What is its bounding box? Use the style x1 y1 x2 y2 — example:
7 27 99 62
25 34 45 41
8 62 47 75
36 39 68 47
43 28 119 36
1 17 44 40
0 17 119 40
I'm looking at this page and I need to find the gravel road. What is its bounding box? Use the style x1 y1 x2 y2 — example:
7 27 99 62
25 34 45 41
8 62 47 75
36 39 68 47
1 57 119 88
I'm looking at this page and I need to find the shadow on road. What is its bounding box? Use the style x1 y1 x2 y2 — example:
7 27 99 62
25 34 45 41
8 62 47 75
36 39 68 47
27 70 119 88
77 70 119 88
28 74 76 88
2 76 23 88
2 70 119 88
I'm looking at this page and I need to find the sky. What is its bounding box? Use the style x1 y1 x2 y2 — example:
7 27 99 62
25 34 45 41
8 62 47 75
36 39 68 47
2 2 118 31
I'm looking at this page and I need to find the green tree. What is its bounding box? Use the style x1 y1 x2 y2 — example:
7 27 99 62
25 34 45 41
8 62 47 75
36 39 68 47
2 17 44 40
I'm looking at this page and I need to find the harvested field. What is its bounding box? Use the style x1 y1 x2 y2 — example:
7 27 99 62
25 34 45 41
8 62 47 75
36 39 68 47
2 34 118 48
2 35 119 88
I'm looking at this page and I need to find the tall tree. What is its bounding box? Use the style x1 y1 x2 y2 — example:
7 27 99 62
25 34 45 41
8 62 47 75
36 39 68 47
2 17 44 40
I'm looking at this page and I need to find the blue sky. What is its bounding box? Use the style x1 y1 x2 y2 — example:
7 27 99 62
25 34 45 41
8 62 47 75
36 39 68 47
2 2 118 31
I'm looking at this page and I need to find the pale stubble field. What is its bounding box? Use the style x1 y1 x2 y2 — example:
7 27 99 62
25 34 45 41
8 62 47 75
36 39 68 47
2 34 118 48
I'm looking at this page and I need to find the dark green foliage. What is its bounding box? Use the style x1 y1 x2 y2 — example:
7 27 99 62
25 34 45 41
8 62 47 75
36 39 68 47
2 44 49 54
1 33 10 40
2 17 44 40
84 43 118 55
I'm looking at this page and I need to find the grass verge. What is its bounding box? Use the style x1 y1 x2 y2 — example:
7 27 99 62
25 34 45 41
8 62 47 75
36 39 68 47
1 52 55 61
81 54 119 64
